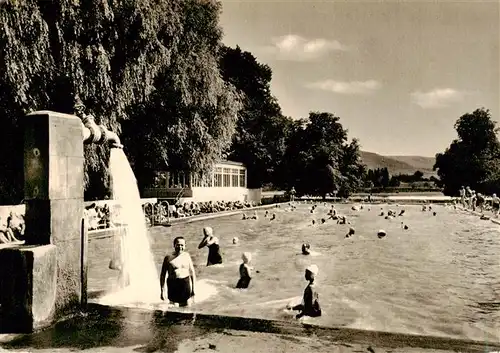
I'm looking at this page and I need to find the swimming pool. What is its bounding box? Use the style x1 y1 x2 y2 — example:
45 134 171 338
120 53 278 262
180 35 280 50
87 202 500 343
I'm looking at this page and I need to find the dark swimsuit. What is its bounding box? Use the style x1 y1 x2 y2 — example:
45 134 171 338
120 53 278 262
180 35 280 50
236 264 251 288
167 277 192 305
207 243 223 266
302 284 322 317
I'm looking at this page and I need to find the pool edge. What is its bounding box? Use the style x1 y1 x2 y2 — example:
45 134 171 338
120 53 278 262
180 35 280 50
83 302 500 353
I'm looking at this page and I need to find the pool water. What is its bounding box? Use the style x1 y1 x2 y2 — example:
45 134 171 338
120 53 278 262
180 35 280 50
88 203 500 343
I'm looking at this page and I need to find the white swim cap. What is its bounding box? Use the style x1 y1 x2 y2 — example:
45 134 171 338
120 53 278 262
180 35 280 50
242 252 252 263
233 236 239 244
203 226 213 236
306 264 319 275
378 229 386 235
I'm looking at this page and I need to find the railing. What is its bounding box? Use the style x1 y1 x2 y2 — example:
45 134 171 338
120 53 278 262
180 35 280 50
142 187 193 199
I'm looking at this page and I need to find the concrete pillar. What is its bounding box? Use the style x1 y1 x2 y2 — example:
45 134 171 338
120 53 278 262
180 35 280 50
0 111 84 332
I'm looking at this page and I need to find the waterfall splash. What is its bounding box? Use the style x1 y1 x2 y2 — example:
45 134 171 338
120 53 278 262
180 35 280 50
97 148 159 305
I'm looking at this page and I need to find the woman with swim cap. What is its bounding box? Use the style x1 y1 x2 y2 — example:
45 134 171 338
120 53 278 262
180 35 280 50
160 236 196 307
198 226 223 266
236 252 253 289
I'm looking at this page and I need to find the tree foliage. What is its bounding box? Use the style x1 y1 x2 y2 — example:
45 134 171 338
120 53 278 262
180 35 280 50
121 1 241 190
280 112 365 198
365 167 391 188
0 0 240 200
219 46 292 188
434 108 500 195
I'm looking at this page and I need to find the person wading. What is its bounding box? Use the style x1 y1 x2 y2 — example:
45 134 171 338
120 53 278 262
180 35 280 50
160 237 196 307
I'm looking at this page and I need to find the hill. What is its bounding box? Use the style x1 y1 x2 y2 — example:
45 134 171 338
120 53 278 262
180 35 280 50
359 151 436 177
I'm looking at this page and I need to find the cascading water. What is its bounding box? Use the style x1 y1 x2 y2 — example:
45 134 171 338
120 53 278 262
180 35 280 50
97 148 159 305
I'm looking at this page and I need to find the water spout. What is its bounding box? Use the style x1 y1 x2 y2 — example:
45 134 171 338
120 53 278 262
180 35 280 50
81 114 123 149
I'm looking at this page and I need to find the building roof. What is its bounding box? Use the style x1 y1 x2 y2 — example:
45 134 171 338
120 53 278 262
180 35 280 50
217 160 245 167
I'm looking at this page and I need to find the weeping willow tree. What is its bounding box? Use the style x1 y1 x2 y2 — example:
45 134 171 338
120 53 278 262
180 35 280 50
122 0 242 191
0 0 240 201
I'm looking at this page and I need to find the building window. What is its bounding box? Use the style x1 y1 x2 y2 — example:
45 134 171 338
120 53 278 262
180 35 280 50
221 168 229 187
215 173 223 187
239 170 246 187
223 174 231 187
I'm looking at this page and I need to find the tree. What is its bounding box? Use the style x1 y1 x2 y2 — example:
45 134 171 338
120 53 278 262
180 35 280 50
121 1 241 191
389 176 401 187
219 46 292 188
434 108 500 195
0 0 240 200
0 0 186 200
413 170 424 181
281 112 364 198
380 167 390 188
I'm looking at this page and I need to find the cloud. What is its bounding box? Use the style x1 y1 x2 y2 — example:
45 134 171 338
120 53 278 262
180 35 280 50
411 88 465 109
306 79 382 95
263 34 348 61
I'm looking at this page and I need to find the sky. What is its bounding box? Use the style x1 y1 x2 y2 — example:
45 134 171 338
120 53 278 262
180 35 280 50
218 0 499 157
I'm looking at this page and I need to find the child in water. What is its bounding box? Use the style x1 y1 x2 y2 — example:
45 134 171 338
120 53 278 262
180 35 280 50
287 265 322 319
236 252 252 289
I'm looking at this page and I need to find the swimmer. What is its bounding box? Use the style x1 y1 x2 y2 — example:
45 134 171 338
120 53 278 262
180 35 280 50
320 218 326 224
198 227 223 266
311 219 316 225
251 211 258 220
160 237 196 307
422 205 427 211
270 213 276 221
302 243 311 255
233 237 239 244
337 215 347 224
236 252 253 289
345 227 355 238
433 212 437 216
242 213 247 220
377 229 387 239
286 265 322 319
265 210 269 218
398 209 405 216
379 211 385 216
328 214 338 220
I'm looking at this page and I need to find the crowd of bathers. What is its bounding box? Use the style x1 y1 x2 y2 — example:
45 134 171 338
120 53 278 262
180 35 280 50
457 186 500 216
156 200 426 319
155 220 322 319
83 199 260 231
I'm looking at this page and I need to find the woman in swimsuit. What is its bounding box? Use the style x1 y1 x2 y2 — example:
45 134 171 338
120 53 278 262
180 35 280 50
198 226 223 266
160 237 196 307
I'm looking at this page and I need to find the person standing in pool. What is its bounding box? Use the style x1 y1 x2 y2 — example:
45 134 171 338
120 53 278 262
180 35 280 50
236 252 253 289
198 226 223 266
287 264 322 319
160 237 196 307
